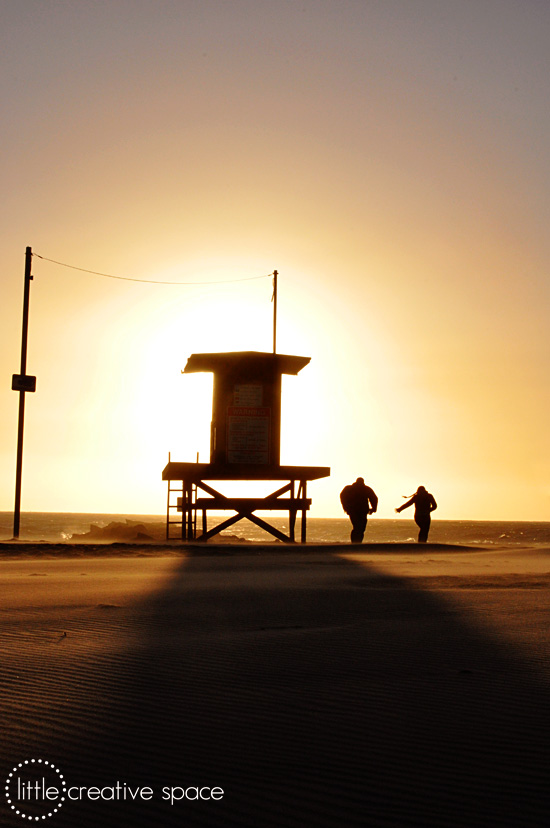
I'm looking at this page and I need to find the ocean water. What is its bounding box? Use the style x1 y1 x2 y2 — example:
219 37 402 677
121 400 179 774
1 512 549 547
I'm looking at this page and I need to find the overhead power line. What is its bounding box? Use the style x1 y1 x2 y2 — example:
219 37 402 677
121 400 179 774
33 253 274 285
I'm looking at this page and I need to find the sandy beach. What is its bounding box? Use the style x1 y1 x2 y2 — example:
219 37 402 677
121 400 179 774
1 543 549 827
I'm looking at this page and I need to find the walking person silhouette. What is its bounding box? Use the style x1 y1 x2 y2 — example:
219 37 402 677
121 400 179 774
340 477 378 543
395 485 437 543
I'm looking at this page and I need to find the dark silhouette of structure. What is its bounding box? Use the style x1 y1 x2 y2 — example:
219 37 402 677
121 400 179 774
163 351 330 542
396 485 437 543
340 477 378 542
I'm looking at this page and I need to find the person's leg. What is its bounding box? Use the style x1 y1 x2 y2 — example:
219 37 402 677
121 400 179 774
416 514 430 543
350 513 367 543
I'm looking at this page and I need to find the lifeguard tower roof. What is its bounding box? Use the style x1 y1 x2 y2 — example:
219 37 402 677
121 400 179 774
184 351 310 376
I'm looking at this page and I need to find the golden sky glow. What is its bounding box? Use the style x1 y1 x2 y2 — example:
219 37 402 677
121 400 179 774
1 1 549 520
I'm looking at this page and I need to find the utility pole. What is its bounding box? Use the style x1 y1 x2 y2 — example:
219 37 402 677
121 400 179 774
12 246 36 539
272 269 278 354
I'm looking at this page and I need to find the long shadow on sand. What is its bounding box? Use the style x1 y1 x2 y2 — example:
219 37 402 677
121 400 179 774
2 547 550 828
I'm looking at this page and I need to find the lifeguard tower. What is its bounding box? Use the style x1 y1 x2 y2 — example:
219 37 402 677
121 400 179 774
162 350 330 542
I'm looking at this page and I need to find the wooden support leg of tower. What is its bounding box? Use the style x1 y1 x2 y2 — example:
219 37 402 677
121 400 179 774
166 479 171 541
186 482 195 540
192 483 197 538
288 480 297 542
300 480 308 543
181 481 187 541
289 509 297 542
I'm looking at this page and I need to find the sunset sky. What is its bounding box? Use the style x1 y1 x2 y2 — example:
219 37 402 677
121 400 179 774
1 0 549 521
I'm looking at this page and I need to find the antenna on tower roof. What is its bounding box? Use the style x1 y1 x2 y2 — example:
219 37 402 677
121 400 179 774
272 269 278 354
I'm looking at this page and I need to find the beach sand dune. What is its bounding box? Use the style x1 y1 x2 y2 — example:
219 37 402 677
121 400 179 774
1 546 549 827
